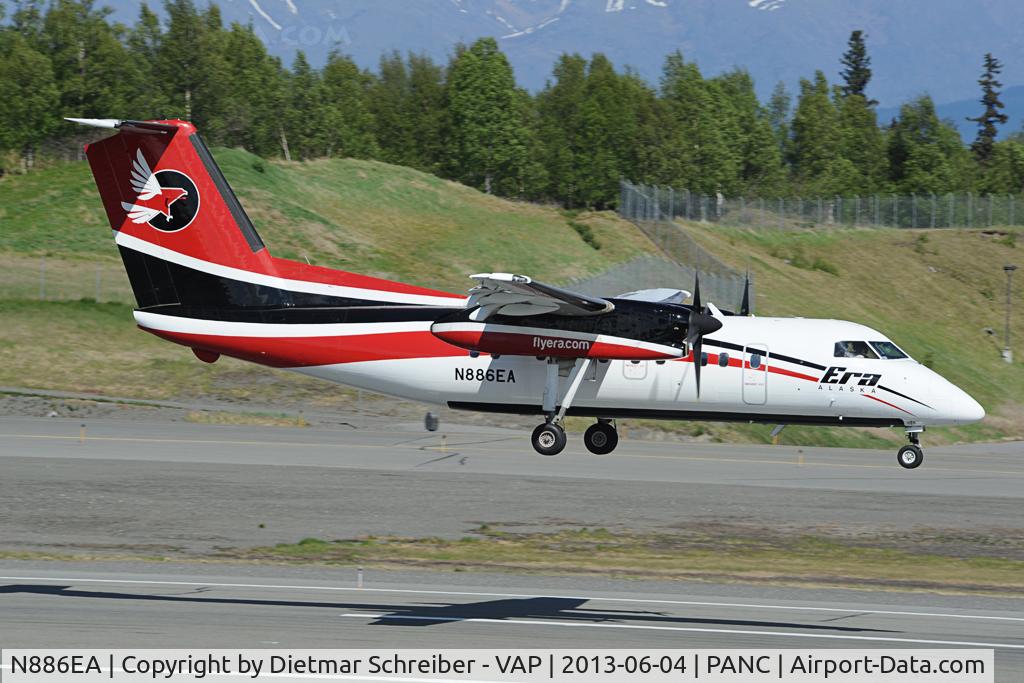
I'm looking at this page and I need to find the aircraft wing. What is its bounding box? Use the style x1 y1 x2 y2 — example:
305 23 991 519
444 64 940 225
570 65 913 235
468 273 615 320
616 288 690 304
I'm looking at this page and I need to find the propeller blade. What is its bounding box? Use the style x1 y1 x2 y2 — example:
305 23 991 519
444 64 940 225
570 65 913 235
740 272 751 316
692 336 702 398
692 271 702 311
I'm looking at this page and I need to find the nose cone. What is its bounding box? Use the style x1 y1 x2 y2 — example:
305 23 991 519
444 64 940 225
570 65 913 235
955 390 986 424
931 374 986 424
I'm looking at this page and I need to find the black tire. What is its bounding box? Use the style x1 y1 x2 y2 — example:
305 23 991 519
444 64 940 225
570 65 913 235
583 422 619 455
532 423 567 456
897 444 923 469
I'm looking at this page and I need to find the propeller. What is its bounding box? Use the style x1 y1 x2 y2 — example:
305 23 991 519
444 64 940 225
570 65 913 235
739 271 752 316
686 272 723 398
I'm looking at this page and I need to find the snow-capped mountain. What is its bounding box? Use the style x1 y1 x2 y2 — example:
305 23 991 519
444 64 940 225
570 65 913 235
98 0 1024 113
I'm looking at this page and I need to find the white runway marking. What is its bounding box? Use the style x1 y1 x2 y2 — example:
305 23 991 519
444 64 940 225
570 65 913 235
339 613 1024 649
1 575 1022 623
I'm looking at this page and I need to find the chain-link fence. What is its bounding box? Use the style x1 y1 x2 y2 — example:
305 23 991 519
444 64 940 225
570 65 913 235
618 181 754 311
0 255 134 303
620 180 1024 230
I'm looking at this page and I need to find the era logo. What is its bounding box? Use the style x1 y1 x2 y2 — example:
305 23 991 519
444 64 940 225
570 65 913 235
821 366 881 386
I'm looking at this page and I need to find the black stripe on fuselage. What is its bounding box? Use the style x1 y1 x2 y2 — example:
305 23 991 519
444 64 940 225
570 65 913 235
447 402 903 427
703 338 828 372
119 246 447 312
878 384 933 409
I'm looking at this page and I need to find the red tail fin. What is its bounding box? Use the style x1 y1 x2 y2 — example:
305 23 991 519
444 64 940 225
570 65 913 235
83 119 274 274
75 118 462 309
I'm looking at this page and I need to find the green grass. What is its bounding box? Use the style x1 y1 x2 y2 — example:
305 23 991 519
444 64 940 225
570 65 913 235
228 527 1024 594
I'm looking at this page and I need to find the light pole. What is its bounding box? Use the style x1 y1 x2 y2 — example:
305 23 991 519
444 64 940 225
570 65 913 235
1004 265 1018 363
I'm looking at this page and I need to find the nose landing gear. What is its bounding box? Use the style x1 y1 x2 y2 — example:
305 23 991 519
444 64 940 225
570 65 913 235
897 428 924 469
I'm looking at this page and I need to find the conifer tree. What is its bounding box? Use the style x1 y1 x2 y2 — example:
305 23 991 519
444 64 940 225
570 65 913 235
766 80 791 156
839 30 875 104
968 53 1009 166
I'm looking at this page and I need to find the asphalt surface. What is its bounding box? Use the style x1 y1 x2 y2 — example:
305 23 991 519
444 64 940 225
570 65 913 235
0 416 1022 555
0 563 1022 670
1 417 1022 679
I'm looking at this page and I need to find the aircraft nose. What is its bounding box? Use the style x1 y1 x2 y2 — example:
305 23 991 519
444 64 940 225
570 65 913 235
956 391 986 423
938 379 985 424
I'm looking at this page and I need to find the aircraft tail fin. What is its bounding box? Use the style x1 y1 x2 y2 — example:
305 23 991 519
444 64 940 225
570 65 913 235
74 118 461 311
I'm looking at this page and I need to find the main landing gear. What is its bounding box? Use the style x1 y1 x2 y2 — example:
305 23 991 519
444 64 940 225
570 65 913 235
529 357 620 456
897 428 924 469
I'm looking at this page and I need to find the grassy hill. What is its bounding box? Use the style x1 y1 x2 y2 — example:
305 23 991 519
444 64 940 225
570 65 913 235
0 148 655 292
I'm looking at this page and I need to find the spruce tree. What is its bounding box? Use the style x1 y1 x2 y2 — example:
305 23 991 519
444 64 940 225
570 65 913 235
839 30 875 104
766 80 791 156
968 53 1009 166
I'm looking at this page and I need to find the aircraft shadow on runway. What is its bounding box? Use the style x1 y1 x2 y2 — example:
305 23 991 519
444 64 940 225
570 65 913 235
0 584 894 634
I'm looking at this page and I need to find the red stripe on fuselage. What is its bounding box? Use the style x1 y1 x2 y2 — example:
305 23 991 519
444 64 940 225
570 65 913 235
678 352 820 383
143 328 466 367
864 393 915 416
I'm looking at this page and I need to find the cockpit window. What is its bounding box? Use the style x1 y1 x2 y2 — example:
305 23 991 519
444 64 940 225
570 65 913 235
834 341 878 359
870 341 908 359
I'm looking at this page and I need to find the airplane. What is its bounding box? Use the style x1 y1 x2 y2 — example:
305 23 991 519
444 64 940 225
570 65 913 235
69 117 985 469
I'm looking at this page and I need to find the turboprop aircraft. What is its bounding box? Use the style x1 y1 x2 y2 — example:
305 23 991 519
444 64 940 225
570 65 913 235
71 118 985 468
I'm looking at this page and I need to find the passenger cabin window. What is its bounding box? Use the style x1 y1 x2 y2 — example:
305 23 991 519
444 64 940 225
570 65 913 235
750 353 762 369
834 341 878 359
870 341 908 359
718 352 730 367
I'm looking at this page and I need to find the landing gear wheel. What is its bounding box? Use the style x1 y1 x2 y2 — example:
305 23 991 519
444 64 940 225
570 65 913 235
584 422 619 455
532 422 567 456
897 444 924 469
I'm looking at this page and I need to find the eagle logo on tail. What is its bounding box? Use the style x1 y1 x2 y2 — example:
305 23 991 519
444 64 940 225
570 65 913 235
121 149 189 225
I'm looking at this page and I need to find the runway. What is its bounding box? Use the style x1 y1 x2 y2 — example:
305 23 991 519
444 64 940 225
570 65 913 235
1 563 1022 656
1 416 1022 678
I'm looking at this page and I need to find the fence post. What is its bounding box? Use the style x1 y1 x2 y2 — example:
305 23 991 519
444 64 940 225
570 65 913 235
948 194 955 228
968 192 973 228
668 187 674 220
1011 194 1016 226
930 193 936 228
817 197 823 225
778 198 784 229
988 194 994 227
911 193 917 229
